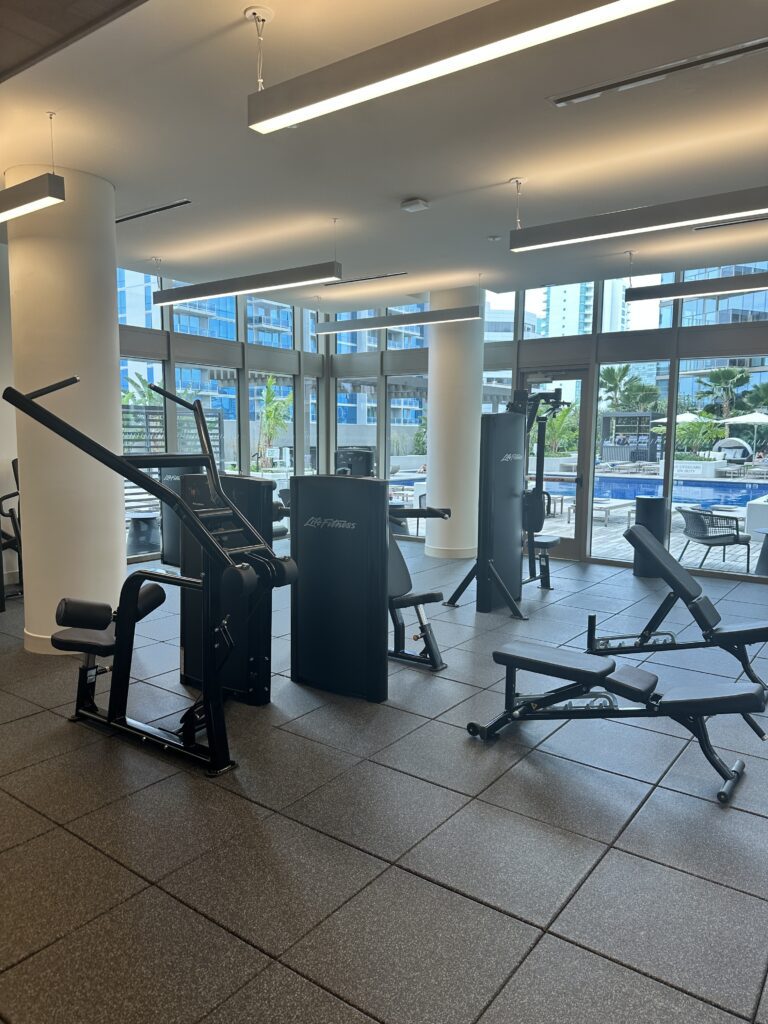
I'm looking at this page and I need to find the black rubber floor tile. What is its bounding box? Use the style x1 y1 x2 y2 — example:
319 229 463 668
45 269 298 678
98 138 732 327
284 867 539 1024
134 615 181 642
662 743 768 817
481 615 588 646
481 750 650 842
438 689 564 744
646 640 753 679
128 642 180 680
371 720 530 795
0 648 79 686
0 689 40 724
437 648 506 687
759 983 768 1024
0 630 23 654
161 814 385 955
0 888 267 1024
539 719 687 783
215 727 360 810
552 850 768 1017
69 772 270 880
478 935 740 1024
203 962 376 1023
401 800 605 925
284 760 467 860
281 701 426 757
0 737 179 823
0 710 102 777
0 658 109 709
228 675 328 728
556 590 639 614
0 828 145 970
617 788 768 898
704 714 768 760
384 670 479 718
0 789 52 853
126 680 193 722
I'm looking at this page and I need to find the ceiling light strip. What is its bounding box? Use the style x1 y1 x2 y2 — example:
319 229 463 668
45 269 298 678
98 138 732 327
315 306 481 335
248 0 676 133
0 172 65 225
626 271 768 302
510 185 768 252
153 261 343 305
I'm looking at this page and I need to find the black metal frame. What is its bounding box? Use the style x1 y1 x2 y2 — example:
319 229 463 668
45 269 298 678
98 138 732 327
467 662 756 803
2 377 295 774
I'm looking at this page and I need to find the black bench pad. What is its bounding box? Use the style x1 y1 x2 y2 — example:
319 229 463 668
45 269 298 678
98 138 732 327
493 641 615 683
711 623 768 646
657 679 766 716
533 535 560 549
52 625 116 657
604 665 658 703
390 591 443 609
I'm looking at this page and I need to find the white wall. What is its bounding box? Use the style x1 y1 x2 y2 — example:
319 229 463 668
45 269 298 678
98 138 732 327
0 245 18 581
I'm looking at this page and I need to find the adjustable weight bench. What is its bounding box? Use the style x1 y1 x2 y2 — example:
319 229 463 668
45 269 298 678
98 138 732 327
467 640 767 803
587 525 768 691
388 525 446 671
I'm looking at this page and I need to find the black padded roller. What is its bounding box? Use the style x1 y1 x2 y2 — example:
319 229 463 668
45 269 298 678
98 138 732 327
55 597 113 630
135 583 167 622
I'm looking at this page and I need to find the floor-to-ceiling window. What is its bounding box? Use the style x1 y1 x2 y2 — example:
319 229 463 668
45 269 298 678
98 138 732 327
246 298 293 348
175 364 239 471
248 371 295 495
484 293 515 343
387 374 427 531
121 357 165 556
524 281 594 338
602 274 675 331
386 304 426 349
336 378 377 474
116 268 161 329
335 311 379 353
172 287 237 340
304 378 318 473
680 262 768 327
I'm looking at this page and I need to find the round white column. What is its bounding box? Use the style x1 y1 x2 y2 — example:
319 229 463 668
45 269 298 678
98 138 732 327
6 165 125 653
425 285 484 559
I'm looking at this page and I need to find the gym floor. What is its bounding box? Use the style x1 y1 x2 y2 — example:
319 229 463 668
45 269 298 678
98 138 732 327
1 548 768 1024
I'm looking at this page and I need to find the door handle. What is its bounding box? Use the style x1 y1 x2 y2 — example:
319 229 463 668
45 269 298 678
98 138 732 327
575 475 583 487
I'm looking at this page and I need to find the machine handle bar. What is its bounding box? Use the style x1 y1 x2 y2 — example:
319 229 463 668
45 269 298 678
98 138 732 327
149 382 195 412
25 376 80 401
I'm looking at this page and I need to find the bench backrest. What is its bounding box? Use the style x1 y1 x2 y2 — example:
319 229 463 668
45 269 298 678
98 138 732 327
624 524 711 610
388 525 413 600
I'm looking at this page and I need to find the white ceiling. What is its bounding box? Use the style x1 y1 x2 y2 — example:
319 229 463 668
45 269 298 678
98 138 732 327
1 0 767 309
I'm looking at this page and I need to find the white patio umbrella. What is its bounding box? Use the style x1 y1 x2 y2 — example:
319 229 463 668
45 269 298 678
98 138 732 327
651 412 704 424
719 411 768 453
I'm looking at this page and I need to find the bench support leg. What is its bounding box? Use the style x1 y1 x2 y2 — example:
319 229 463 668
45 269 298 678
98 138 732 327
487 560 527 620
388 605 447 671
674 714 747 804
468 666 517 740
444 563 477 608
72 654 100 718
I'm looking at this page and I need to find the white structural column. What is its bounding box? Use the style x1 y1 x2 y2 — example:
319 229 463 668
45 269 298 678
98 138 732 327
6 166 125 652
425 286 484 559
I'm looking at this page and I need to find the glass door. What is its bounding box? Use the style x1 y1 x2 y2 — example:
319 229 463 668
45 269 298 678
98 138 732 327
520 370 590 561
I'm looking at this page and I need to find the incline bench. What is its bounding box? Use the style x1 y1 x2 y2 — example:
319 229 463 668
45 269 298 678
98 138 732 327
587 525 768 689
467 640 766 803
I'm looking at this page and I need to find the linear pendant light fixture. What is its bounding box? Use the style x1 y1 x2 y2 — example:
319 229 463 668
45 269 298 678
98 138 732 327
0 172 65 224
315 306 481 335
153 261 342 306
248 0 676 134
510 185 768 252
626 270 768 303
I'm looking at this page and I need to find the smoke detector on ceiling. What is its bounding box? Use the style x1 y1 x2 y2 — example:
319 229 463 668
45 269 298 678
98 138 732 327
400 197 430 213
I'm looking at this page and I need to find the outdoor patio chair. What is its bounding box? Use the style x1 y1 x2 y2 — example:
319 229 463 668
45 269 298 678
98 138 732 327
676 506 751 572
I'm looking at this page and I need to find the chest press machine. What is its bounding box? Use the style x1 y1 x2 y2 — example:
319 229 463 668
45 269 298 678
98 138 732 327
467 525 767 804
3 378 297 774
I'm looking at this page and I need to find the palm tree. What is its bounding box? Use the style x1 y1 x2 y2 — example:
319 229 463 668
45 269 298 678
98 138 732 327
743 382 768 412
121 373 162 406
255 375 292 470
621 379 661 413
694 368 751 429
599 365 633 409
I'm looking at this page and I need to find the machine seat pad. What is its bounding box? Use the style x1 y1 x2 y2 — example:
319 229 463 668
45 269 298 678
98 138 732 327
710 623 768 645
390 591 443 609
51 625 116 657
533 534 560 549
493 641 615 684
604 665 658 703
657 679 766 717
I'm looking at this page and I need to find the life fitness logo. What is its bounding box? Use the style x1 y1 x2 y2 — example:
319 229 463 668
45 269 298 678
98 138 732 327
500 453 523 462
304 517 357 530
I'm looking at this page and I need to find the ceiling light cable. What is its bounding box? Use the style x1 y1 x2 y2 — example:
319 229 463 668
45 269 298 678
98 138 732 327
624 249 636 287
46 112 56 174
513 178 523 231
150 256 162 290
249 10 267 92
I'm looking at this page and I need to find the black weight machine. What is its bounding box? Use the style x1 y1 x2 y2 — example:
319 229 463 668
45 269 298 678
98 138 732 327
3 378 296 774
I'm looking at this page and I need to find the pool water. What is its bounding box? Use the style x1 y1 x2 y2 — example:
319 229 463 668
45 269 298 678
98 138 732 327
544 475 768 508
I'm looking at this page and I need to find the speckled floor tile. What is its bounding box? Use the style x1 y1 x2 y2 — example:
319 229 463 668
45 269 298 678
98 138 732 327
284 867 539 1024
401 800 605 925
437 689 564 745
0 888 267 1024
553 850 768 1017
478 935 740 1024
0 711 102 777
68 772 270 880
480 750 650 842
161 814 384 954
0 828 145 970
202 963 376 1023
281 700 426 757
539 719 687 783
434 648 506 688
617 788 768 898
214 726 360 810
662 743 768 817
0 689 40 724
128 642 180 680
0 789 52 852
0 737 179 823
384 669 479 718
371 720 531 795
704 714 768 760
284 760 467 860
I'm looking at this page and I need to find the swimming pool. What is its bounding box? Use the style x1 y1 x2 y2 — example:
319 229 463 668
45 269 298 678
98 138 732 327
544 475 768 507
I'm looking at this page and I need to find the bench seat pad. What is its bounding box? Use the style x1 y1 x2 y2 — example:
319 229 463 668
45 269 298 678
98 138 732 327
604 665 658 703
657 679 766 716
711 623 768 645
533 535 560 549
390 591 443 610
493 641 615 683
51 625 116 657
